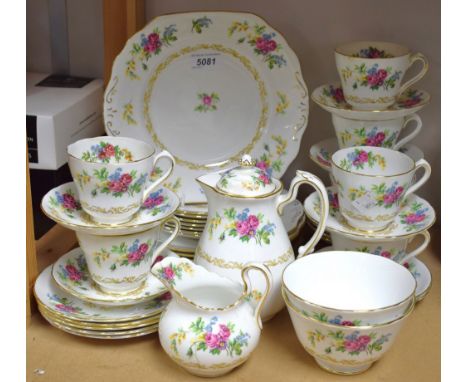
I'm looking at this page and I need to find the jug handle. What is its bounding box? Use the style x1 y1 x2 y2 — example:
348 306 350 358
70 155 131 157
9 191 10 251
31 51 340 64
150 216 181 268
275 170 329 258
241 263 273 330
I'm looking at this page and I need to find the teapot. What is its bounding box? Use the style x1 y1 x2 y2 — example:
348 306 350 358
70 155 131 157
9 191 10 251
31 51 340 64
194 155 329 320
152 257 272 377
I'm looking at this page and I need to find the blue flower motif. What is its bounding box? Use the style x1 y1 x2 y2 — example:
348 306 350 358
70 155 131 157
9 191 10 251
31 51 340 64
136 173 148 185
345 331 361 341
55 191 64 204
234 332 250 345
263 223 276 233
328 315 344 325
128 239 140 253
108 168 123 181
237 208 250 221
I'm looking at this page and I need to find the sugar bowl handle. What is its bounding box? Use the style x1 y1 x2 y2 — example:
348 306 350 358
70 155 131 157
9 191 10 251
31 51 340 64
276 170 329 258
143 150 176 201
241 263 272 330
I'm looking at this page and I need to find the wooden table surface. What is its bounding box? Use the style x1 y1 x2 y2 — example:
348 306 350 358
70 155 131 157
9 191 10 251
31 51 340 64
26 226 440 382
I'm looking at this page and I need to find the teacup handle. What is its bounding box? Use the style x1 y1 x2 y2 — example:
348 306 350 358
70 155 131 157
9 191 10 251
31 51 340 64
143 150 176 201
241 263 272 330
394 113 423 150
403 159 431 199
398 53 429 96
398 230 431 264
276 170 329 258
150 216 181 268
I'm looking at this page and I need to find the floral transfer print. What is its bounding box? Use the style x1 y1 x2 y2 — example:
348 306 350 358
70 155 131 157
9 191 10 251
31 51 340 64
338 149 386 171
353 46 393 59
348 181 407 209
303 311 361 326
254 135 287 176
122 102 137 125
169 317 250 358
192 16 212 33
126 24 177 79
149 168 182 193
308 329 391 356
275 91 290 114
328 190 340 215
228 21 286 69
49 190 81 218
194 92 220 112
341 63 402 91
353 246 406 263
219 167 272 193
339 127 398 148
396 89 424 108
87 168 148 198
155 261 194 286
56 254 88 288
80 141 133 163
47 293 88 315
322 85 346 105
399 202 428 232
93 239 154 271
208 208 276 245
141 189 171 216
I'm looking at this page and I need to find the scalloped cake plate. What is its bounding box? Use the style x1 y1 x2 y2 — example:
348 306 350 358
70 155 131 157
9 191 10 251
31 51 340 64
104 11 309 204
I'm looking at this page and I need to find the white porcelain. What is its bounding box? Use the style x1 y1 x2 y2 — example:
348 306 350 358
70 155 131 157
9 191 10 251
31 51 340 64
34 262 172 323
309 137 423 173
332 113 422 150
194 158 329 320
311 83 429 120
331 146 431 231
52 248 174 306
304 186 436 240
282 251 415 325
315 246 432 302
153 257 272 377
68 137 175 224
104 11 309 204
330 230 430 265
335 41 428 110
283 288 414 375
41 182 179 236
76 220 180 293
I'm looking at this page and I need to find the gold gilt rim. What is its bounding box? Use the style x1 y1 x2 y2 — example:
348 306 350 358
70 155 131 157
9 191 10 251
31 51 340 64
282 258 417 314
282 287 415 329
196 178 285 200
144 43 268 170
37 301 161 330
334 41 410 59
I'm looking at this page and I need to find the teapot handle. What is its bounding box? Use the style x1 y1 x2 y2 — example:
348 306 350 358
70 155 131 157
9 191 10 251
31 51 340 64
240 263 273 330
276 170 329 258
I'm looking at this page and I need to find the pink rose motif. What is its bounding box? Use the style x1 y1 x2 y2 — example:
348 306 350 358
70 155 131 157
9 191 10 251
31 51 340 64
358 335 371 346
381 251 392 258
330 193 339 210
120 173 133 186
108 180 124 193
401 99 419 108
161 291 172 300
99 144 115 159
373 132 386 146
405 213 425 224
247 215 260 231
202 95 212 105
65 265 82 281
394 187 404 197
344 340 362 352
218 324 231 341
340 321 355 326
144 32 161 53
143 195 164 208
403 262 410 269
56 304 75 313
205 332 220 349
358 151 368 163
138 243 149 255
127 251 143 263
256 161 268 171
255 37 277 54
163 267 175 280
259 173 271 185
383 193 396 205
154 255 164 264
236 220 251 236
332 87 345 103
62 193 78 210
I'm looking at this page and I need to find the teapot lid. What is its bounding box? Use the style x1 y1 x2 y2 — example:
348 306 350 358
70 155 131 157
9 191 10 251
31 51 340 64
216 154 277 197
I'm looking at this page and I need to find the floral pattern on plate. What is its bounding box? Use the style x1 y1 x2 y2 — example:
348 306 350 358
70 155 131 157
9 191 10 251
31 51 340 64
80 141 133 163
49 189 82 219
56 254 89 289
191 16 212 34
141 189 171 216
169 316 250 357
195 92 220 112
254 135 288 177
207 208 276 245
399 202 429 232
228 21 286 69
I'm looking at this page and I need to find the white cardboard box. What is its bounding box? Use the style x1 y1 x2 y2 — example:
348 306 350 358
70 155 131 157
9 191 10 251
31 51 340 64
27 72 104 170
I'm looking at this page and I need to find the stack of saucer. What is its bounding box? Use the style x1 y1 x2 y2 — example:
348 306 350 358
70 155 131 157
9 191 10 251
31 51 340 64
306 41 435 302
163 199 307 258
36 136 182 339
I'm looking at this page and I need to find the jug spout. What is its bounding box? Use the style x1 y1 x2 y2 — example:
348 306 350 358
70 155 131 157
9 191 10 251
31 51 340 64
196 172 223 196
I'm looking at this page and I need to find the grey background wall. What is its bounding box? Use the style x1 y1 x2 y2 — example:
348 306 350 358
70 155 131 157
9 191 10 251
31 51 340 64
26 0 441 221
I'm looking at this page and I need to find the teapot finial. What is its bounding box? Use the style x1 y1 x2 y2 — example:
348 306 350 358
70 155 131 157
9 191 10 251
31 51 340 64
240 154 255 167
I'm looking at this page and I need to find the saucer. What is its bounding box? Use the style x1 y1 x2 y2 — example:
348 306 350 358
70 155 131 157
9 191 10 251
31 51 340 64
316 246 432 302
309 137 424 172
304 186 436 240
52 247 169 306
41 182 180 236
311 83 430 120
35 263 170 322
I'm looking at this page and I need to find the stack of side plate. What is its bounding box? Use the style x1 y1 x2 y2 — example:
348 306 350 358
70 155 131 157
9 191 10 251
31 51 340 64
163 199 306 258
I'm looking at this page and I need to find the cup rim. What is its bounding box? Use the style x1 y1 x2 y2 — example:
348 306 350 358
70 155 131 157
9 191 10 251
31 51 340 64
331 146 416 178
67 136 156 164
335 41 410 59
282 287 415 329
282 251 417 313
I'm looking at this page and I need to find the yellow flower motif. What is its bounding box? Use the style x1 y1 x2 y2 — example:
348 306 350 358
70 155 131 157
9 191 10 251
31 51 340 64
122 148 133 161
376 155 387 170
241 180 260 191
75 171 91 190
164 177 182 193
125 59 140 80
208 213 222 239
275 92 290 115
227 21 249 36
122 102 137 125
339 131 352 145
272 135 287 156
340 67 353 82
180 263 194 275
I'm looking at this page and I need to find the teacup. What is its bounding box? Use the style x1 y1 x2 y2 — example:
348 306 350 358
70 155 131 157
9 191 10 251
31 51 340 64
76 216 180 293
335 41 429 110
332 113 422 150
68 136 175 224
331 146 431 231
330 230 431 265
